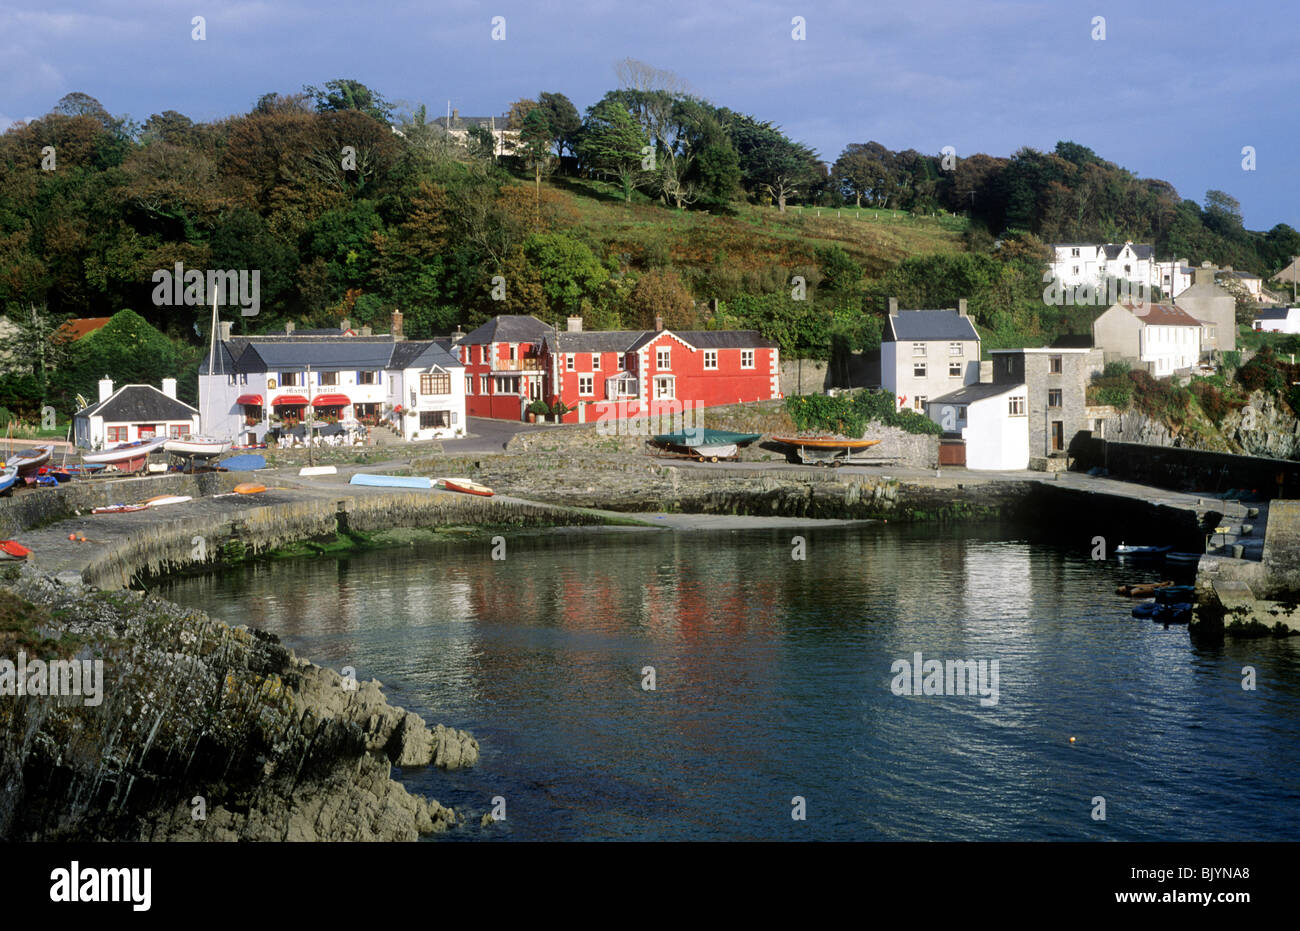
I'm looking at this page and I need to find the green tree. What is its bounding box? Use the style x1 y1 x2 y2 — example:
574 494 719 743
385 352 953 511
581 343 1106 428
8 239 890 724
522 232 610 317
303 79 392 123
578 100 650 201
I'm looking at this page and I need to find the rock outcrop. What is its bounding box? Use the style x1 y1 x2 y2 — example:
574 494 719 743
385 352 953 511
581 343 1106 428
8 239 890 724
0 567 476 842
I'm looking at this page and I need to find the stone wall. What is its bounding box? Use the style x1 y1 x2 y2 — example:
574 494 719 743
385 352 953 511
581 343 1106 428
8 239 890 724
1070 435 1300 497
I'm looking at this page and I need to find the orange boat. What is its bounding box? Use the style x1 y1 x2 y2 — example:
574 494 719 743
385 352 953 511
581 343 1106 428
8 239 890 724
0 540 31 560
234 483 267 494
435 477 495 497
770 436 881 450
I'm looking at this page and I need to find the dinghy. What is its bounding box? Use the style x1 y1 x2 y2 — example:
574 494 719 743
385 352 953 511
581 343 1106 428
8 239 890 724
143 494 192 508
1114 543 1172 557
233 483 266 495
435 477 494 497
219 454 266 472
8 445 53 476
770 435 883 466
349 473 433 489
1165 552 1202 565
652 430 762 462
82 436 168 472
0 540 31 561
1115 580 1173 597
164 435 230 459
0 466 17 496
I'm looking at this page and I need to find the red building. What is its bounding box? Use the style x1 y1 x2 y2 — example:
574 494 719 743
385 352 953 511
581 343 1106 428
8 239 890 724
453 314 780 423
540 318 780 425
456 315 550 420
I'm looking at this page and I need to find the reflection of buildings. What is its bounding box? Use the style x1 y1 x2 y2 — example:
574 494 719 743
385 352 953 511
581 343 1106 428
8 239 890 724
962 543 1033 629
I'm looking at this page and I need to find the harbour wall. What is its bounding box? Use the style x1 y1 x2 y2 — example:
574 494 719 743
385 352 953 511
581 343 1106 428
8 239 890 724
1070 436 1300 498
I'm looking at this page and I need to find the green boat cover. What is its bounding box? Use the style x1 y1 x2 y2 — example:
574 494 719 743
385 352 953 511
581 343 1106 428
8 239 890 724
653 429 763 447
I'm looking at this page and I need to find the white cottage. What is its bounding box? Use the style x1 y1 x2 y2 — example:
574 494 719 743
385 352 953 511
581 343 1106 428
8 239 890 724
1252 306 1300 334
927 382 1029 471
880 299 981 413
74 378 199 450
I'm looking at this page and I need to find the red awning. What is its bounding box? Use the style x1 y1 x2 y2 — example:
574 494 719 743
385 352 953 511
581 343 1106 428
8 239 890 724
311 394 351 407
235 394 263 405
271 394 308 406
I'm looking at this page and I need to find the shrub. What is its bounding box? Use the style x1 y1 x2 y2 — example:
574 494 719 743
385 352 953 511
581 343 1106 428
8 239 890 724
785 390 942 437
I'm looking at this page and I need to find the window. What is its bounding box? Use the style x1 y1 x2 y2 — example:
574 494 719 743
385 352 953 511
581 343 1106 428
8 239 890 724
227 374 237 386
509 345 517 361
108 426 127 444
579 374 594 396
1072 265 1079 275
567 354 575 371
958 406 967 420
421 373 451 395
480 375 490 394
1124 264 1132 273
1009 396 1026 416
912 342 926 357
466 376 473 395
420 410 451 429
1048 389 1062 408
1071 248 1080 258
913 396 926 411
914 361 927 378
591 354 600 371
495 376 520 394
949 342 963 356
657 348 671 369
1049 355 1062 374
654 375 675 399
358 371 378 385
741 350 755 369
1005 358 1013 373
609 374 638 399
704 350 718 370
949 362 962 377
280 372 298 387
319 371 338 386
170 425 185 438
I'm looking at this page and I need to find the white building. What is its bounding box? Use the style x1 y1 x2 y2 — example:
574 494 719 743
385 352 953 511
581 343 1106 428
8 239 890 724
1252 306 1300 334
927 382 1029 470
74 378 199 450
198 314 465 444
1151 260 1194 298
1049 242 1155 291
1091 302 1203 376
880 299 981 412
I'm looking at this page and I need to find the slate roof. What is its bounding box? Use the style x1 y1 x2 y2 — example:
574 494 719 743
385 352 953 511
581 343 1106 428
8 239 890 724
884 310 980 342
460 315 554 345
545 330 645 353
1102 243 1154 260
1221 270 1262 281
675 330 778 350
930 382 1024 405
199 336 463 374
76 385 197 421
1254 306 1293 320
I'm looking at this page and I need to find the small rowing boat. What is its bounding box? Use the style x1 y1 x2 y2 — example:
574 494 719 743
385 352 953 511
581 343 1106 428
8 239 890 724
9 445 53 476
233 483 266 495
1116 580 1173 597
164 435 230 459
92 503 147 514
82 436 168 472
435 477 494 497
0 540 31 560
652 429 762 462
770 436 881 450
1114 543 1172 557
349 473 433 489
143 495 192 508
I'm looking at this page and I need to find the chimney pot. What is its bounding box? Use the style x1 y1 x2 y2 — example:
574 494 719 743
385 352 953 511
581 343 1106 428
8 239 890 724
958 298 968 317
360 325 372 337
655 315 664 332
285 320 295 335
161 377 177 399
391 309 404 340
567 315 583 333
219 321 232 341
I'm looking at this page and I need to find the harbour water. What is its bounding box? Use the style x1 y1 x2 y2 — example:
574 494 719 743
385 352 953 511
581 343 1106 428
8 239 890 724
158 522 1300 841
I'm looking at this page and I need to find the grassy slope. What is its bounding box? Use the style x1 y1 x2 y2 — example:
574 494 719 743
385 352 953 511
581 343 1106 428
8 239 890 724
550 178 969 280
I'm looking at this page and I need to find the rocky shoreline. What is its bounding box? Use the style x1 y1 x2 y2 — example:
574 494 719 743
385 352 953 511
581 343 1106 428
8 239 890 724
0 565 478 841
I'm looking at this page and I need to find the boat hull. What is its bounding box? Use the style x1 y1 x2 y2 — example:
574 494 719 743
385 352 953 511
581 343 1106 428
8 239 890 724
9 446 53 476
165 437 229 458
435 477 494 497
82 437 168 468
770 436 881 450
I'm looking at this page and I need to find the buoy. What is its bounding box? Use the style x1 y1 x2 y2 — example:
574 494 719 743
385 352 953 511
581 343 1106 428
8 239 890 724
78 535 86 542
1069 737 1077 744
68 533 76 541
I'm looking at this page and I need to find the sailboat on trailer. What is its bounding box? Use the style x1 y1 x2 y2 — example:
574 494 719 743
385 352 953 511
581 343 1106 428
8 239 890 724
165 291 231 461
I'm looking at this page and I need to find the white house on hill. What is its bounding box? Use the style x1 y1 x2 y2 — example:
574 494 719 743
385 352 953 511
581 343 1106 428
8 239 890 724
881 299 980 412
1049 242 1155 290
1253 306 1300 334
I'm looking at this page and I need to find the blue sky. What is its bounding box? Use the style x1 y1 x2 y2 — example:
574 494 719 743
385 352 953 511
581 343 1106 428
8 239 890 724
2 0 1296 230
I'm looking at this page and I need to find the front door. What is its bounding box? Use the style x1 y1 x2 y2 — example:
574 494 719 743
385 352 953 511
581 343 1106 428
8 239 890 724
1051 421 1064 452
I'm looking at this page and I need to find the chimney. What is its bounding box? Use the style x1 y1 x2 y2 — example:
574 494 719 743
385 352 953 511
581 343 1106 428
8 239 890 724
567 315 583 333
1194 263 1219 286
958 298 968 317
161 377 177 399
450 326 465 345
219 321 232 341
452 107 459 122
888 297 898 314
655 315 664 332
360 325 372 336
391 309 404 340
98 378 113 402
285 321 295 335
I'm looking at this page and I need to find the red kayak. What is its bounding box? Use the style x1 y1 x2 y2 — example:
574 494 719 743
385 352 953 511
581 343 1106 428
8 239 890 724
435 477 495 497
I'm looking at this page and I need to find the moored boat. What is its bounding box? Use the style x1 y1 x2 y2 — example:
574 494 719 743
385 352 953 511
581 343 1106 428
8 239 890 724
1152 602 1193 624
1114 543 1173 557
1154 585 1196 604
435 477 494 497
1131 601 1164 619
1165 552 1202 565
164 435 230 459
0 466 17 496
1116 580 1173 597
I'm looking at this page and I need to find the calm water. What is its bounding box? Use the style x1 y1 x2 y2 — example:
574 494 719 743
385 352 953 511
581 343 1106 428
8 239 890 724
158 523 1300 841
